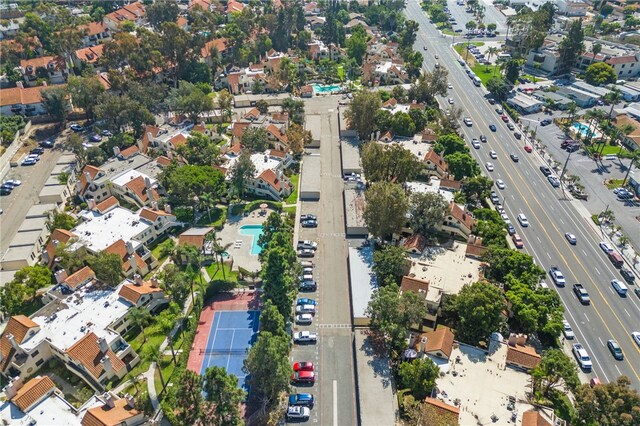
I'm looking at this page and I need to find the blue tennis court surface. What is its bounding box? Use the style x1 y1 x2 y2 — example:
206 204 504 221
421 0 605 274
200 310 260 391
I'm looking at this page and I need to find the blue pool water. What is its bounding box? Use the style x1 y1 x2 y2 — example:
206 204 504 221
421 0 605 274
239 224 264 255
572 122 595 138
311 83 342 93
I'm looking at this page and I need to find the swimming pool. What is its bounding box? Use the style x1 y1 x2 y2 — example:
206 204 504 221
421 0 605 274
239 225 264 256
311 83 342 94
572 122 595 138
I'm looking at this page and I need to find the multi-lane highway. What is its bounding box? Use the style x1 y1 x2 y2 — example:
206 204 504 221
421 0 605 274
406 0 640 389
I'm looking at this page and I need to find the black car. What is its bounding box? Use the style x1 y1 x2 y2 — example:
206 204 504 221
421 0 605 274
514 132 521 139
540 166 552 176
480 135 487 142
635 288 640 299
620 268 636 284
489 124 497 132
566 144 580 152
301 219 318 228
30 147 44 155
510 154 519 162
488 98 496 105
540 119 552 126
299 281 317 291
0 187 12 196
300 214 317 222
506 223 516 235
0 184 14 191
39 139 55 148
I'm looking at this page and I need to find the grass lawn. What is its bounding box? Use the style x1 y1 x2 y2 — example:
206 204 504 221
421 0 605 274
195 207 226 228
471 64 500 86
520 73 541 83
589 143 623 156
606 178 625 189
206 262 237 282
155 355 179 396
337 65 345 80
284 206 297 216
285 174 300 204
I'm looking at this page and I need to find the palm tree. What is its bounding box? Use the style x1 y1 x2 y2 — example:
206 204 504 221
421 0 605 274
199 192 216 222
212 239 233 280
129 308 153 345
617 124 636 155
605 89 622 119
622 149 640 185
148 346 165 391
486 47 499 72
566 102 578 124
618 235 630 247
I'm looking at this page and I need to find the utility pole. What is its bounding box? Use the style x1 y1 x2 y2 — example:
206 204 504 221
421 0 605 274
559 150 573 200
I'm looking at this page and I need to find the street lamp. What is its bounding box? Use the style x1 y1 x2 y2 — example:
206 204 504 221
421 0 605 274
559 150 573 200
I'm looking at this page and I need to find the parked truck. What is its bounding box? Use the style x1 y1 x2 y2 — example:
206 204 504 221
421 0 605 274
573 283 590 304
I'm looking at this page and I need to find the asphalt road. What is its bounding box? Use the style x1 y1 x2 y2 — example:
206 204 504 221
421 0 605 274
288 97 357 425
406 0 640 389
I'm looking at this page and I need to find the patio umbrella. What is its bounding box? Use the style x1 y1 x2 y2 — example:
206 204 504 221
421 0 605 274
259 203 268 211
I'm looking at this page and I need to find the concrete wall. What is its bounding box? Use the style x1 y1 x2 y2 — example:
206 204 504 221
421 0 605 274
0 120 31 179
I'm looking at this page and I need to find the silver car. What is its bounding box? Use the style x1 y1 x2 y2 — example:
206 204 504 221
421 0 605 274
562 320 575 339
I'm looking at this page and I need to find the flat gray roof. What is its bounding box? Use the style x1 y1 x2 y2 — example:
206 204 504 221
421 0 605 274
348 245 377 319
56 153 77 165
9 230 41 248
341 138 361 173
305 114 321 142
39 184 66 197
17 216 47 233
2 245 35 262
344 188 367 230
300 153 321 194
94 154 152 185
50 163 76 176
44 175 62 186
572 80 611 97
26 203 58 218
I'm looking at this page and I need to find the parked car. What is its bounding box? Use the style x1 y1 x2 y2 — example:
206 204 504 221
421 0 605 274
548 176 560 188
566 144 580 152
297 298 317 306
296 314 313 324
296 304 316 315
514 132 521 139
293 362 315 372
30 147 44 155
299 281 317 291
291 372 316 386
540 119 552 126
0 187 12 196
301 219 318 228
507 122 515 130
39 138 55 148
524 145 533 153
293 331 317 344
512 234 524 249
572 343 593 371
289 393 315 407
297 240 318 250
286 406 310 421
496 179 505 189
298 249 315 258
3 179 21 187
69 123 84 132
300 214 317 222
101 130 113 137
540 166 552 176
562 320 575 339
501 115 509 123
506 223 516 235
21 158 37 166
89 134 102 142
599 241 614 253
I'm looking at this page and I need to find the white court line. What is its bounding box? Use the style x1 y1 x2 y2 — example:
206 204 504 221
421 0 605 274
333 380 338 426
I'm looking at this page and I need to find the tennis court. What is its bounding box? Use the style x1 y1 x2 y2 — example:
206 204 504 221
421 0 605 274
199 310 260 391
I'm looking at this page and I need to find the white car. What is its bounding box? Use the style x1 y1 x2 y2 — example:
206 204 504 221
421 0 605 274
287 406 310 420
485 162 494 172
293 331 318 343
572 343 593 371
448 83 453 89
296 314 313 324
297 240 318 250
448 98 454 104
562 320 575 340
463 117 473 126
611 279 628 296
599 241 614 253
500 212 509 222
296 304 316 314
632 331 640 347
472 140 481 149
496 179 505 189
3 179 21 187
549 266 566 287
490 150 497 159
517 213 529 227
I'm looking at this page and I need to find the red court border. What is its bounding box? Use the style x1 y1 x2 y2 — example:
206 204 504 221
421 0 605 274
187 291 261 374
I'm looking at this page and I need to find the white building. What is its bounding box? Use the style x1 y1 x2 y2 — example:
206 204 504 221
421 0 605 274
555 0 588 16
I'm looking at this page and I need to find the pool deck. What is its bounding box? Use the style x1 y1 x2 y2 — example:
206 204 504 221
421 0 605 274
218 208 275 273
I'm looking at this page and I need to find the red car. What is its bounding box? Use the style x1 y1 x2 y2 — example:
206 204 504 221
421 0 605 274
524 145 533 153
501 115 509 122
512 234 524 249
293 362 315 372
291 371 316 384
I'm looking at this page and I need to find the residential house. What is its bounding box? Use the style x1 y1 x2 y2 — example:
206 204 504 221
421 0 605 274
178 227 216 254
413 328 455 361
0 83 61 117
0 36 44 58
439 202 476 239
226 0 245 14
249 169 292 201
308 40 343 61
555 0 589 16
117 275 167 310
423 150 448 179
81 392 145 426
465 235 488 259
305 16 326 31
606 55 640 79
79 21 112 47
103 1 146 31
109 170 162 208
402 234 427 255
19 56 69 86
189 0 213 12
400 275 438 326
613 114 640 150
201 38 228 66
422 398 460 425
73 44 105 69
265 124 289 151
505 335 541 371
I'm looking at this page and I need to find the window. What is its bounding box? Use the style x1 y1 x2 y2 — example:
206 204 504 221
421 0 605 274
622 64 626 68
31 350 40 358
35 359 44 367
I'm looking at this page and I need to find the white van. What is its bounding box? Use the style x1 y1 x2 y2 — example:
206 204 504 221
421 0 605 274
473 76 481 86
611 279 628 296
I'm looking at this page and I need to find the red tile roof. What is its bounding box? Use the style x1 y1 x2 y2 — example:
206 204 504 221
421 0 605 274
80 21 108 37
606 55 636 65
0 316 39 373
81 396 139 426
169 134 187 149
400 275 429 295
415 328 454 359
140 125 161 153
95 196 119 213
66 332 126 382
266 124 288 144
258 169 286 192
0 85 56 107
104 1 146 24
423 398 460 424
118 280 163 304
11 376 56 412
156 156 171 166
139 207 173 222
75 44 104 63
403 233 427 252
522 410 552 426
63 266 96 290
506 343 541 370
119 144 139 159
45 228 77 266
201 38 227 58
226 0 245 13
20 56 66 74
449 203 475 230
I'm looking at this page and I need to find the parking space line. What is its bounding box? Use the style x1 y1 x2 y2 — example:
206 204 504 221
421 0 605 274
333 380 338 426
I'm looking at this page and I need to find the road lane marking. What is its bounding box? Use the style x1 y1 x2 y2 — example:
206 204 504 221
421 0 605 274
537 237 542 243
584 313 590 322
582 250 588 257
598 337 604 346
594 267 600 275
615 365 622 375
546 252 551 259
333 380 338 426
624 308 631 318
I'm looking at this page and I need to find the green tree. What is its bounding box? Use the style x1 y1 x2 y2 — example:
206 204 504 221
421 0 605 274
87 252 123 286
408 67 449 104
584 62 617 86
128 307 153 345
0 282 26 317
434 133 468 156
243 331 292 409
346 24 369 65
259 300 288 338
66 76 105 121
67 133 87 168
162 164 226 207
281 98 305 125
365 283 426 354
255 99 269 114
203 366 245 425
483 247 544 287
390 112 416 137
241 127 269 152
41 87 70 124
217 89 234 122
373 245 408 286
622 149 640 186
228 150 256 199
503 59 522 84
12 265 52 300
398 358 440 400
46 210 77 231
95 93 154 136
408 108 427 133
361 142 423 184
444 152 479 180
147 0 180 29
344 90 382 140
557 19 584 76
506 277 564 337
159 22 198 87
173 370 207 424
363 182 410 239
462 175 494 202
261 245 297 318
531 349 579 397
167 81 214 122
177 131 220 166
486 77 512 102
287 123 312 156
447 282 506 345
573 376 640 426
409 192 449 236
